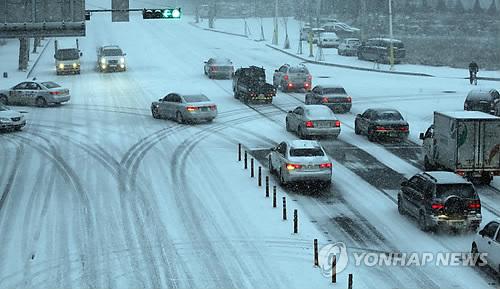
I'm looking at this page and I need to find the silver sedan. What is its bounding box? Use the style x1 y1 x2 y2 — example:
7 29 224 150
0 80 70 107
0 104 26 131
151 93 217 123
268 140 332 187
286 105 341 139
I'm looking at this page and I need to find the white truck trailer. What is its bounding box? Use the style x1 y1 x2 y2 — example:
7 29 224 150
420 111 500 185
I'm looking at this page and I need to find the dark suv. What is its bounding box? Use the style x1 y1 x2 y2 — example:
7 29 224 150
464 89 500 115
358 38 405 64
398 171 482 232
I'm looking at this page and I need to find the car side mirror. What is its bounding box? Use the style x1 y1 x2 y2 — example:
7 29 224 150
288 110 293 113
204 61 207 63
419 133 425 140
479 229 485 237
158 98 163 102
356 114 362 117
80 52 83 57
275 70 278 72
123 53 127 56
401 180 408 186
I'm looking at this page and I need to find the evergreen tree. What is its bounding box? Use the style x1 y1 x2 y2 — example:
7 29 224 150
436 0 447 11
420 0 429 12
472 0 483 13
487 0 498 15
454 0 465 13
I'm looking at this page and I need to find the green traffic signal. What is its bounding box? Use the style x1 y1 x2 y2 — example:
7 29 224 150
142 8 181 19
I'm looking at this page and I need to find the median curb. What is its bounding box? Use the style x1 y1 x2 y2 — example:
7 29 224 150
265 44 434 77
189 22 248 38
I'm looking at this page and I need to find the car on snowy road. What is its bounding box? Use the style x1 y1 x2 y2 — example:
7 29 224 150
204 58 234 79
0 104 26 131
471 220 500 274
97 45 127 72
337 38 361 56
151 93 217 123
272 64 312 92
305 85 352 113
268 140 332 187
286 105 341 139
354 108 409 142
0 80 70 107
398 171 482 232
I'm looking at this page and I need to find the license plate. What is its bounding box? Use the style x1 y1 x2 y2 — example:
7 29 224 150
257 94 266 99
317 123 330 128
200 107 209 112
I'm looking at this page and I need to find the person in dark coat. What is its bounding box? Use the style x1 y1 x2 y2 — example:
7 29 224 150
469 61 479 84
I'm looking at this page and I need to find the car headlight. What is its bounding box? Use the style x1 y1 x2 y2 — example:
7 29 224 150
0 117 11 123
100 58 106 64
58 63 64 69
72 63 77 68
120 57 125 64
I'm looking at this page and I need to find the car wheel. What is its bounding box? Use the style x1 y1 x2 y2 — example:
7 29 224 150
35 97 47 107
471 243 482 266
367 130 376 142
268 156 274 173
176 111 184 124
424 156 434 171
285 118 291 132
397 195 406 215
480 174 492 185
298 126 306 139
14 126 23 131
418 212 429 232
354 122 361 135
279 169 286 186
0 95 8 105
152 107 160 119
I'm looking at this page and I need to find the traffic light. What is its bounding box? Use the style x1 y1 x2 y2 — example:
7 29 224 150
142 8 181 19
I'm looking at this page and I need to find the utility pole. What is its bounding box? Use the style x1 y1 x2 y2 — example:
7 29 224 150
388 0 395 70
272 0 279 45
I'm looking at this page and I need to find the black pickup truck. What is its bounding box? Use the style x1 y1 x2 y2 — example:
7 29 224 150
232 66 276 104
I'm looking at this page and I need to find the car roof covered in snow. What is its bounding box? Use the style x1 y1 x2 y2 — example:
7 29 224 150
288 140 321 149
436 111 500 120
422 171 471 184
303 105 336 117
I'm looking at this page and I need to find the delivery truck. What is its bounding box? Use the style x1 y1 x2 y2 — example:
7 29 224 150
420 111 500 184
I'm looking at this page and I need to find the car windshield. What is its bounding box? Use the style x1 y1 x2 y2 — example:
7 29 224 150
289 67 308 73
376 111 403 120
348 40 360 44
323 88 346 94
55 49 79 60
41 82 60 89
289 148 324 157
183 95 209 102
436 184 476 199
305 107 334 117
103 49 123 56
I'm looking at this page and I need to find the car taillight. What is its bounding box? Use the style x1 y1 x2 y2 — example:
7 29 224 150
431 203 444 210
468 201 481 210
286 163 302 170
305 121 314 128
186 106 198 112
319 163 332 169
335 120 340 127
375 126 387 132
456 170 466 176
304 82 310 88
288 82 294 88
400 126 409 132
284 75 289 81
50 91 61 95
346 96 352 102
210 105 217 111
211 66 217 72
322 97 329 103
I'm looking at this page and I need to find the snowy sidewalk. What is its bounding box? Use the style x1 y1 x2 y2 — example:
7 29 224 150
190 17 500 81
0 37 52 87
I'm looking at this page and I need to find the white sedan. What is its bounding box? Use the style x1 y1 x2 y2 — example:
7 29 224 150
0 104 26 131
268 140 332 187
286 105 341 139
0 80 70 107
471 219 500 274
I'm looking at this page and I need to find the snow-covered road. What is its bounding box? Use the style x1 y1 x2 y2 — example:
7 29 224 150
0 3 499 288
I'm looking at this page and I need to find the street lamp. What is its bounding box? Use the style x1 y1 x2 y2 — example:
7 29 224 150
388 0 395 70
